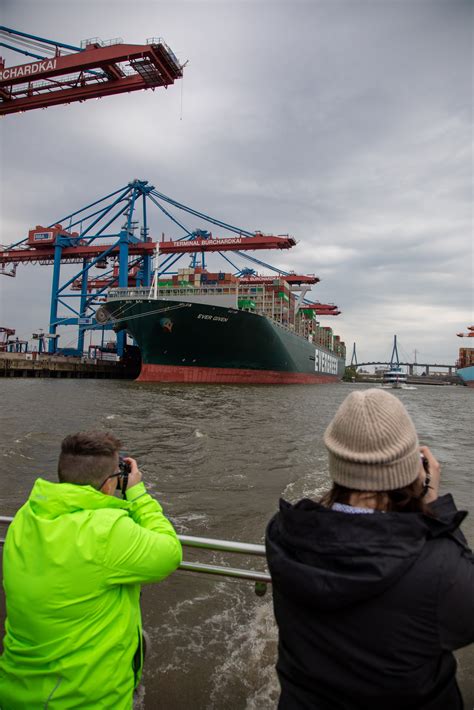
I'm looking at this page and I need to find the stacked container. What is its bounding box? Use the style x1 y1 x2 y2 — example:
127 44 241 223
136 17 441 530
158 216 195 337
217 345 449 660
458 347 474 368
150 268 344 359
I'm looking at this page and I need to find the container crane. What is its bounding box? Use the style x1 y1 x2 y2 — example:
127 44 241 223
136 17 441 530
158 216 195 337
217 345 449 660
457 326 474 337
299 303 341 317
1 179 331 357
0 327 15 352
0 232 296 264
0 26 183 115
239 275 320 285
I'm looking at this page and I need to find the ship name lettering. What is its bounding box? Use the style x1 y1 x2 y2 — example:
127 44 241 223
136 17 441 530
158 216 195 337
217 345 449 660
197 313 228 323
315 349 338 374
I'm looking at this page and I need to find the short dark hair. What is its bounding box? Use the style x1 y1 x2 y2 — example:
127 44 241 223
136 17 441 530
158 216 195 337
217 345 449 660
58 431 121 489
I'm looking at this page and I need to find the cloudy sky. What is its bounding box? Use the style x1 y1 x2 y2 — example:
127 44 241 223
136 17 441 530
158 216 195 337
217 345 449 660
0 0 472 364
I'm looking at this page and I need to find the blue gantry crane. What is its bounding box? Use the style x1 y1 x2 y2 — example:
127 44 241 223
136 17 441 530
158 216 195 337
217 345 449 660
1 179 316 357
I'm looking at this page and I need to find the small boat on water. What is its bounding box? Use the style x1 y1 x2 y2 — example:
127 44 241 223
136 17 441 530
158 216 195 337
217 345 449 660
381 335 414 389
382 366 408 389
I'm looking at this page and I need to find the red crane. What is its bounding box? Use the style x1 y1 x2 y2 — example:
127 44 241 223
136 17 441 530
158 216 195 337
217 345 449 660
0 327 15 352
239 274 320 285
0 232 296 265
301 303 341 316
0 27 183 115
457 326 474 337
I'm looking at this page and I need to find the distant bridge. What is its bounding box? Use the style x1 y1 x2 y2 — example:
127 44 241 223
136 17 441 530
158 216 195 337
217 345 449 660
356 362 456 375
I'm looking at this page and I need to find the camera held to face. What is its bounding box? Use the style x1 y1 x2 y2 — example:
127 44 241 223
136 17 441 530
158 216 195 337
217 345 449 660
117 456 131 497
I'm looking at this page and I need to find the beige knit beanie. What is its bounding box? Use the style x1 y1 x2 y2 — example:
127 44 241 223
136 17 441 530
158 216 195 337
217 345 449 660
324 388 420 491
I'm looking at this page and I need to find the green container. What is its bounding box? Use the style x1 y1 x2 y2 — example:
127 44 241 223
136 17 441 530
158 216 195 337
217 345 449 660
238 299 256 309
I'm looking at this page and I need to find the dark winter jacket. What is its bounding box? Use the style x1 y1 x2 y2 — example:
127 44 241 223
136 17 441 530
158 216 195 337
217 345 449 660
265 494 474 710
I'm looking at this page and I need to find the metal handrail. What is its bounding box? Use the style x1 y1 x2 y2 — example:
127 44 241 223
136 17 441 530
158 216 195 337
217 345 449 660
179 534 264 556
109 286 238 299
0 516 271 592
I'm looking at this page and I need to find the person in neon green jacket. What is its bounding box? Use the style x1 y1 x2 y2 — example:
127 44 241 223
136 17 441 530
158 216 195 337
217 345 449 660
0 431 182 709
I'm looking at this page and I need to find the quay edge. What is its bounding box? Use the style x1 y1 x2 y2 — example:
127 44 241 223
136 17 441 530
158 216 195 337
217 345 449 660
0 353 138 379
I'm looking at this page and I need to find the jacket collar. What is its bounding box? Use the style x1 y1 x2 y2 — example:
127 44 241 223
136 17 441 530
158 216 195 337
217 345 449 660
266 494 468 610
28 477 129 519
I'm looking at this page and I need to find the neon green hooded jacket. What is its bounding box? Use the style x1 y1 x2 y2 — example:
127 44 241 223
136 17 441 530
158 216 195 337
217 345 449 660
0 478 182 709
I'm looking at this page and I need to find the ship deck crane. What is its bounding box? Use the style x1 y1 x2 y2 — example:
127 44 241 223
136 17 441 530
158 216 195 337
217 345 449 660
0 26 183 115
0 179 337 356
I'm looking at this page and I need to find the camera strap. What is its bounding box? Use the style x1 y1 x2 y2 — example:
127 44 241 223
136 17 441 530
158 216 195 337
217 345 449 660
121 472 129 500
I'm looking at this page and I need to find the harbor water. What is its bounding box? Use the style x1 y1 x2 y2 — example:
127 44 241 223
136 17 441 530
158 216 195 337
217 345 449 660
0 380 472 709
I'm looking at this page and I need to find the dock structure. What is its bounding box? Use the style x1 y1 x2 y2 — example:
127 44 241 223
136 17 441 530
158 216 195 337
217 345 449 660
0 353 136 379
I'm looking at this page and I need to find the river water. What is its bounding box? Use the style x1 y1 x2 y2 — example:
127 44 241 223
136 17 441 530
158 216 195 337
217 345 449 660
0 380 472 708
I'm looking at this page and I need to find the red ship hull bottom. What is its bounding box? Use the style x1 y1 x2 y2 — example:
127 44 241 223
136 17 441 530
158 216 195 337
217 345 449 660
138 363 340 385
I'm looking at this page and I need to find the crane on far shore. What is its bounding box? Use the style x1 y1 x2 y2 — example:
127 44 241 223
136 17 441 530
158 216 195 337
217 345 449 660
457 326 474 337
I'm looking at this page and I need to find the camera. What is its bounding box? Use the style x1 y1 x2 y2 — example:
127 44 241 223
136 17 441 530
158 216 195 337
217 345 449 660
119 456 131 476
420 455 431 498
117 455 131 498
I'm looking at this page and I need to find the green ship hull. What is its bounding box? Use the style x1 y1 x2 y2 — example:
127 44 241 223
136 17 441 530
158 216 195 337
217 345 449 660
102 297 345 384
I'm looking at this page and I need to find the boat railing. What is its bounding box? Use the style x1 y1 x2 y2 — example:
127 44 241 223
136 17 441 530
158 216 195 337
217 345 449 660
0 516 271 596
109 287 239 299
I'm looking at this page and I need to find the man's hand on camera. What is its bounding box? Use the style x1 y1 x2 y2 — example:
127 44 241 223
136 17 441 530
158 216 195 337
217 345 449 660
123 457 142 489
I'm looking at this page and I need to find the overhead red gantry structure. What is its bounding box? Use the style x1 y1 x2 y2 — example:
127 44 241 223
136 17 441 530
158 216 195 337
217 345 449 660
239 274 319 285
0 232 295 265
0 26 183 115
302 303 341 316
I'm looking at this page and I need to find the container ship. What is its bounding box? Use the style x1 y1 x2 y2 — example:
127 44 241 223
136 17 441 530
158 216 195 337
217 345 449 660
456 326 474 387
98 267 346 384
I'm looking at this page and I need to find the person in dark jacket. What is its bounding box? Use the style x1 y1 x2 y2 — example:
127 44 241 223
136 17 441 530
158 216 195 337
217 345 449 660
266 388 473 710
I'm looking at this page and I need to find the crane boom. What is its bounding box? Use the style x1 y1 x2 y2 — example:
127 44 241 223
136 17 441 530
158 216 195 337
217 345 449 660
0 234 296 264
239 274 319 285
0 31 183 115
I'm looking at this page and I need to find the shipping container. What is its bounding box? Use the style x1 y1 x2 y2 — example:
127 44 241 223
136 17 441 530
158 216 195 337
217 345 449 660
238 299 256 310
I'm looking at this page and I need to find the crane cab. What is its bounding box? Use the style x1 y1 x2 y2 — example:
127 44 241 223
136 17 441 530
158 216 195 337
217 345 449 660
27 224 80 248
